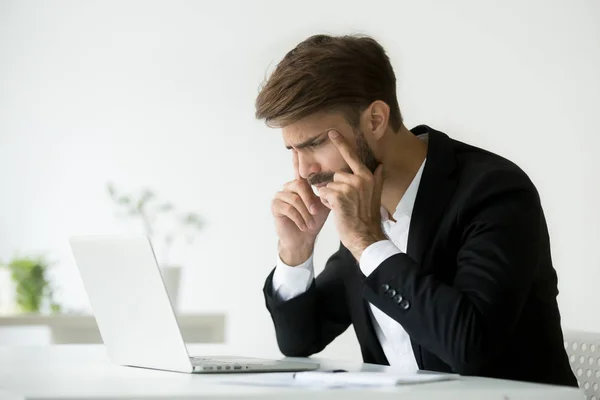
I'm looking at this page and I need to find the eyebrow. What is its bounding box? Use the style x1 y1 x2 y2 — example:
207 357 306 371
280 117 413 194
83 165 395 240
285 131 329 150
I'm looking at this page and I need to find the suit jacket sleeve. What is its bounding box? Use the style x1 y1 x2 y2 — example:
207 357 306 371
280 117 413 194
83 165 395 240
263 243 352 357
363 168 544 375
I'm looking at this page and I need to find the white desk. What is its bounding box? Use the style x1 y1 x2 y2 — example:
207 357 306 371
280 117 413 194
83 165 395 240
0 344 584 400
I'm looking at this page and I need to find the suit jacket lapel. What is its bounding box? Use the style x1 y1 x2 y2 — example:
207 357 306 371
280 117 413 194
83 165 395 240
407 126 458 268
405 126 458 367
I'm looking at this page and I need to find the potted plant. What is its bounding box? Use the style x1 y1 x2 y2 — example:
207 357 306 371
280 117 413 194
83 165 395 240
106 182 204 310
0 255 61 315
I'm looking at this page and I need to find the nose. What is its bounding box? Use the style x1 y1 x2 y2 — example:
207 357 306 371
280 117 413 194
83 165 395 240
297 152 320 180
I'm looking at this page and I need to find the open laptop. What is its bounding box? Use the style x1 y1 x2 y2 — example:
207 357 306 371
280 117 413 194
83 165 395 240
69 234 319 374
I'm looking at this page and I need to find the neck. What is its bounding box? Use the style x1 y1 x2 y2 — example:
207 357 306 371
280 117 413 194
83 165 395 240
378 125 428 217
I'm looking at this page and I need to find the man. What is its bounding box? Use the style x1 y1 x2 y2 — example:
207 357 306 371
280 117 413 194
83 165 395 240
255 34 577 387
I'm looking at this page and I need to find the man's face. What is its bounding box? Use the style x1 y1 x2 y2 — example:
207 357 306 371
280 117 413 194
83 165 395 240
282 111 379 189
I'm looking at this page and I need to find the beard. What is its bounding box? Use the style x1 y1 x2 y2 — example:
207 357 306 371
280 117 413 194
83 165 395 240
307 130 379 187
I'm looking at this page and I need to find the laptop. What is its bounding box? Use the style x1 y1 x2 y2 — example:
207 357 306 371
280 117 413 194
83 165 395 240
69 234 319 374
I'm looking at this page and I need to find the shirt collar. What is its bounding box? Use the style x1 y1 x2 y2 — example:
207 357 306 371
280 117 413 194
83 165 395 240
393 158 426 219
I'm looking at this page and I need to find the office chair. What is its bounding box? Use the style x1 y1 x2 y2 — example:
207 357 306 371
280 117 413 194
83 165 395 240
564 329 600 400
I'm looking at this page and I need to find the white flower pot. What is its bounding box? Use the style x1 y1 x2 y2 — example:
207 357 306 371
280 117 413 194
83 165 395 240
159 265 181 312
0 268 18 315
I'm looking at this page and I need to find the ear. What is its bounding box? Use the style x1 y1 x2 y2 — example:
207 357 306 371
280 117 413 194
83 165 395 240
361 100 389 140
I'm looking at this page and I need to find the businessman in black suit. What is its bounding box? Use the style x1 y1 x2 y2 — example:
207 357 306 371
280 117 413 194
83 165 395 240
254 34 577 387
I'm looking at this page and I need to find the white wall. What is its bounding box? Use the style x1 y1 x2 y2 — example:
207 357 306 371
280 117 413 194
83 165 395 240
1 0 599 359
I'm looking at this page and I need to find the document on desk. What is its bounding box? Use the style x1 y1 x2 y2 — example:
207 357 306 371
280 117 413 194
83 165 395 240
222 371 455 388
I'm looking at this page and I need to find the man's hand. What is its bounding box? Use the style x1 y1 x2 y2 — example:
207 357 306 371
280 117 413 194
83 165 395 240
318 130 387 261
272 151 330 265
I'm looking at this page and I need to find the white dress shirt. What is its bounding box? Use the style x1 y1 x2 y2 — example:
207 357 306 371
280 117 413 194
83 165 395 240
272 159 426 372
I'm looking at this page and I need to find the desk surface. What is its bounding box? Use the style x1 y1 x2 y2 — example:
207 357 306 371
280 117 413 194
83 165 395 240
0 344 584 400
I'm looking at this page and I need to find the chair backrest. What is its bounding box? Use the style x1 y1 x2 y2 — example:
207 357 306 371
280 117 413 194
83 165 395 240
564 329 600 400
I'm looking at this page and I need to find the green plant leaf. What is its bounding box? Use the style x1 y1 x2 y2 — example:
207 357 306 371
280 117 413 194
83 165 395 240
8 257 49 313
8 257 50 313
184 213 201 224
140 189 155 203
118 196 131 205
137 191 155 211
107 182 116 197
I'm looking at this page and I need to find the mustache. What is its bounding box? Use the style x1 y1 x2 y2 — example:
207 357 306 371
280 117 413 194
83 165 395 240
308 172 334 186
308 168 352 186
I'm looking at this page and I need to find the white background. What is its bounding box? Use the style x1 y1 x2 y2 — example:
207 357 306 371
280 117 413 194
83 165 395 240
1 0 599 360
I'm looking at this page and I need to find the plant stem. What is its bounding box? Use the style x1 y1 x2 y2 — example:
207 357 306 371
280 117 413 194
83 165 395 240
139 208 153 239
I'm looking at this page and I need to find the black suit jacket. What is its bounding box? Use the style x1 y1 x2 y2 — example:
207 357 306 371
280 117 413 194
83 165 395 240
263 125 577 387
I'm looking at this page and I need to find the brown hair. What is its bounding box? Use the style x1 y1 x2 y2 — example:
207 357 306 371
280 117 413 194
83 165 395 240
255 34 402 131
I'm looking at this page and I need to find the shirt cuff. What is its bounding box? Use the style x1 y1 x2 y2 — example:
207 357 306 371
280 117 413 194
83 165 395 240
272 253 315 302
359 240 402 277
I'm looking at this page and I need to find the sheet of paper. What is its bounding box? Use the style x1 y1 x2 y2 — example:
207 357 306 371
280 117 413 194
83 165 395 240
220 371 455 388
219 372 297 388
294 371 455 387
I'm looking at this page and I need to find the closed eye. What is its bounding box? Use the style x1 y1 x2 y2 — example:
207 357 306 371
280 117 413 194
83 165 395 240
307 139 325 149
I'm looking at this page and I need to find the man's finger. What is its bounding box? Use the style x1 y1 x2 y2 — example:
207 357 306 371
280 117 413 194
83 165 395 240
318 186 344 208
317 187 334 208
333 171 360 187
275 191 315 229
319 196 332 210
271 198 308 231
328 130 369 176
325 181 352 195
292 150 301 180
284 180 320 215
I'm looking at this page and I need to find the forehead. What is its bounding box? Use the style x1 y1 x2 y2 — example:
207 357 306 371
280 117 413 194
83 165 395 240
282 112 349 147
